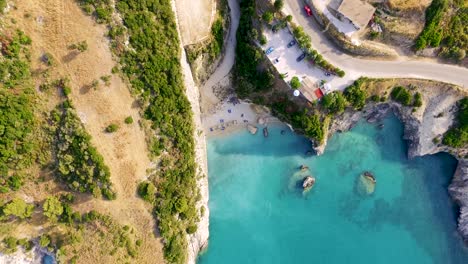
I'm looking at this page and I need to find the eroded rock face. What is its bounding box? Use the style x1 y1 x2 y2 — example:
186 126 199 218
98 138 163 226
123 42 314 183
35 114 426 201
449 160 468 244
314 84 468 243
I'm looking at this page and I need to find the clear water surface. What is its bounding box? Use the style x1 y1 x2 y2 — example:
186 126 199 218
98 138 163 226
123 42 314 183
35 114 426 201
198 115 468 264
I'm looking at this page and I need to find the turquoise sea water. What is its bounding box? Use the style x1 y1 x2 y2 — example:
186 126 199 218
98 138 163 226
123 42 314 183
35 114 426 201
199 115 468 264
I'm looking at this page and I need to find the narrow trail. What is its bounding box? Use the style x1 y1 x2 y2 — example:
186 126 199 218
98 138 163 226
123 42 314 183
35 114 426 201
200 0 240 113
284 0 468 89
10 1 164 262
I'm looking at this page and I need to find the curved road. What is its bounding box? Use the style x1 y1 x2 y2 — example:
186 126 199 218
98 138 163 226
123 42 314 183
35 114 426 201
284 0 468 89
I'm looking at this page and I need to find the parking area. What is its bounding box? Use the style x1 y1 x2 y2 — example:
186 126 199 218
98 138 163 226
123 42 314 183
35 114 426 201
262 27 335 96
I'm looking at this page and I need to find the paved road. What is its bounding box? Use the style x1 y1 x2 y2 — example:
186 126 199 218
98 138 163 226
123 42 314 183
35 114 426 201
284 0 468 89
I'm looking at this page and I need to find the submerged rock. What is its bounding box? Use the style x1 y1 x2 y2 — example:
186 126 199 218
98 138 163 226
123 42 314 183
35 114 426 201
247 124 258 134
300 165 309 171
356 171 376 196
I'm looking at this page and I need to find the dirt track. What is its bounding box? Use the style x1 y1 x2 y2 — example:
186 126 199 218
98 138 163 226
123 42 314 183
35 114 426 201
9 0 164 262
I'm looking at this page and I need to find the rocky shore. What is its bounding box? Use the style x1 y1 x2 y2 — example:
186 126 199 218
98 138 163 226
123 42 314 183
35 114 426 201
314 85 468 244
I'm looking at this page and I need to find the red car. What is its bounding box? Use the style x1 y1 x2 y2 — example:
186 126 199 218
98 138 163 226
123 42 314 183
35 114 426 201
304 5 312 16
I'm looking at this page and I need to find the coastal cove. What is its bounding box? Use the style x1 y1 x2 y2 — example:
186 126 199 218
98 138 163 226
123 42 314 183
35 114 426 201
198 115 468 263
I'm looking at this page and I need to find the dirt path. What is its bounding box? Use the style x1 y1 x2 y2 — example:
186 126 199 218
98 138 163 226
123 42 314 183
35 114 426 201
9 1 164 262
200 0 240 113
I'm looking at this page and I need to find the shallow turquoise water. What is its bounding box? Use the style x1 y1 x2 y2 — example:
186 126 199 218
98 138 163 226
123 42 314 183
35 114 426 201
199 115 468 264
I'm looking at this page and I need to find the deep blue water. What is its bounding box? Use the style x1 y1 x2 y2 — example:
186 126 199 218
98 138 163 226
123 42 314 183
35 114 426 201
198 115 468 264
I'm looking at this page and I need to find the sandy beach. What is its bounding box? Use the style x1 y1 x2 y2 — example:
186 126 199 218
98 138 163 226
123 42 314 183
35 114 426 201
202 99 284 137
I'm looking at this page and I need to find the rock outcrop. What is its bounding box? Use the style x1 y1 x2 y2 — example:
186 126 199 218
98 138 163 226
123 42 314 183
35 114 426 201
449 159 468 245
314 82 468 243
302 176 316 191
247 124 258 134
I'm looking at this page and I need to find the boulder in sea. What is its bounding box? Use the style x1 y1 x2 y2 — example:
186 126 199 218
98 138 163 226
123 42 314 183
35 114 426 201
302 176 316 191
258 117 266 125
247 124 258 134
356 171 376 196
300 165 309 171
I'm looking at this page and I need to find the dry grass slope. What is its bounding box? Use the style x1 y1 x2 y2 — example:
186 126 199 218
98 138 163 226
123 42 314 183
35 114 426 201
6 0 164 262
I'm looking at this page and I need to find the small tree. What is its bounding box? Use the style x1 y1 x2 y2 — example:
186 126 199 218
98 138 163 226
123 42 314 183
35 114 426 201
290 76 301 89
43 196 64 222
262 11 274 23
285 15 293 22
274 0 284 11
3 198 34 219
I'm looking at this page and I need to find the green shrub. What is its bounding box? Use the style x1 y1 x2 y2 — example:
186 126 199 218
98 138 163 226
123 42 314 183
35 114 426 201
293 112 324 143
274 0 284 11
344 79 367 110
0 0 7 12
186 225 197 234
39 235 51 248
259 34 267 46
262 11 274 23
7 174 23 191
2 198 34 219
413 92 423 107
43 196 64 222
321 91 346 114
137 181 156 203
390 86 412 106
105 123 119 133
443 97 468 148
3 237 18 253
124 116 134 124
290 76 301 89
68 41 88 52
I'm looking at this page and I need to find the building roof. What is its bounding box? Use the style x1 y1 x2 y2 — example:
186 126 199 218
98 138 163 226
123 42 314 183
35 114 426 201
299 78 320 102
337 0 375 29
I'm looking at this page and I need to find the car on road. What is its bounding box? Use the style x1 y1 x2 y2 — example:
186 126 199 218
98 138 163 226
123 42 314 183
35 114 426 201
324 72 331 77
296 53 306 62
265 47 274 55
304 5 312 16
287 40 296 48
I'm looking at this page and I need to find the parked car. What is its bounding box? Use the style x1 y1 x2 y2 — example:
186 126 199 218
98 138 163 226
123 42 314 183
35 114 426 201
265 47 275 55
304 5 312 16
287 40 296 48
296 53 306 62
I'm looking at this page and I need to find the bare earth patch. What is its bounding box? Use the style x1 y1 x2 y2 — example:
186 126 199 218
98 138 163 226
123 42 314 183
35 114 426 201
175 0 215 45
8 0 164 262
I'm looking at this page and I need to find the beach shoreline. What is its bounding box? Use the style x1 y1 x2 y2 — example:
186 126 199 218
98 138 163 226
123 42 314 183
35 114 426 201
202 99 284 138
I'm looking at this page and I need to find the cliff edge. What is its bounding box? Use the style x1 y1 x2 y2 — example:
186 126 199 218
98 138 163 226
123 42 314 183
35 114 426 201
315 82 468 244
